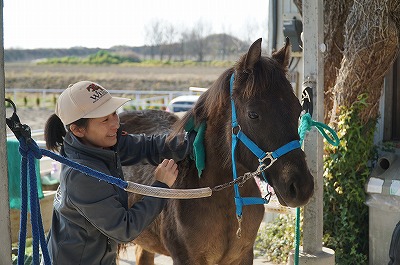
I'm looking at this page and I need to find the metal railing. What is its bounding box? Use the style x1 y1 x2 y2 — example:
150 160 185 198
5 88 198 110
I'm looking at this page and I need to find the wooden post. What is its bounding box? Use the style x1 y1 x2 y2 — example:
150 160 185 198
0 0 12 263
301 0 325 252
289 0 335 263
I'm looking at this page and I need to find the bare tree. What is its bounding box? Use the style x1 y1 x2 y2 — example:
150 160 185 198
243 19 259 45
162 22 177 61
179 29 190 61
189 19 212 62
144 19 165 60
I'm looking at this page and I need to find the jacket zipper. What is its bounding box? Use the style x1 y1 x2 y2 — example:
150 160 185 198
107 238 112 252
114 151 120 178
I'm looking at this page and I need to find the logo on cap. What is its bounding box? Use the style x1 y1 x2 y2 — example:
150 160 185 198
86 83 103 92
86 83 108 103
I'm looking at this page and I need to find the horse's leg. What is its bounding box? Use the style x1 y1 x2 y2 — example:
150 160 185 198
135 245 155 265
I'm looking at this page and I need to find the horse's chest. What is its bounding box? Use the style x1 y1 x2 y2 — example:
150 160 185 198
171 199 264 238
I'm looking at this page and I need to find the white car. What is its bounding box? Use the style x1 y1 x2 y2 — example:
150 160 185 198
166 95 200 113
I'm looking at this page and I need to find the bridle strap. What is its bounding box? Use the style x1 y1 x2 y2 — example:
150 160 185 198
236 131 301 161
229 73 301 217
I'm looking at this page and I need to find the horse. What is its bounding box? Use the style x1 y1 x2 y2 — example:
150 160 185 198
119 38 314 265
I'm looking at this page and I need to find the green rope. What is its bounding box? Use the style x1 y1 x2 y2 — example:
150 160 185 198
295 207 301 265
298 113 340 147
294 113 340 265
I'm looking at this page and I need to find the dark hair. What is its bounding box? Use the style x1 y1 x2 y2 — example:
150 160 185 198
44 114 89 152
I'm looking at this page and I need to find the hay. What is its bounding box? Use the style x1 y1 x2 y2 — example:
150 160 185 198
331 0 399 123
293 0 400 124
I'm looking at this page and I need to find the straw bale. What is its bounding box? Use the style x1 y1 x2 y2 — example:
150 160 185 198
331 0 399 123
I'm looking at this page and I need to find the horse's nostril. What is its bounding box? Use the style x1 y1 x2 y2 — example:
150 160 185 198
289 182 297 198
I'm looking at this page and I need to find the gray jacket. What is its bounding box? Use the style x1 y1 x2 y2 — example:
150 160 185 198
47 128 191 264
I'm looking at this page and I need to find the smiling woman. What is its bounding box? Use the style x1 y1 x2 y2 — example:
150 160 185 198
42 80 196 264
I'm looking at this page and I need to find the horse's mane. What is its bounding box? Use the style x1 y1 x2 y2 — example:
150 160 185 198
170 53 289 138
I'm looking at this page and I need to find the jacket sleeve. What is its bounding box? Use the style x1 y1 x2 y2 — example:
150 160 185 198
66 165 168 243
118 132 194 166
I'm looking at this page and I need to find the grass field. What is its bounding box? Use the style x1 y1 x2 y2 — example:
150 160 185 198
5 62 229 132
5 62 227 91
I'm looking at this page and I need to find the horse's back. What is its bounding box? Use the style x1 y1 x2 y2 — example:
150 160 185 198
119 109 179 195
119 109 179 135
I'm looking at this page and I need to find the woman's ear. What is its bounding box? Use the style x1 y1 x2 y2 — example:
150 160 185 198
70 124 85 138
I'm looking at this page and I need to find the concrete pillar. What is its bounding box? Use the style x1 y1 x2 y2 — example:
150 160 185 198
0 0 12 264
288 0 335 264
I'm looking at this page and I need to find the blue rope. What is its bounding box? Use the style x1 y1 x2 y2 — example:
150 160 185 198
41 149 128 189
17 138 51 265
18 154 28 264
293 114 339 265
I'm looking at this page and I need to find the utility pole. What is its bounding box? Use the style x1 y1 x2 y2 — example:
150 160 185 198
0 0 12 264
289 0 335 264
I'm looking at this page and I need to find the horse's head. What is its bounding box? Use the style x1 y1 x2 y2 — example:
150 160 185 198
180 38 314 208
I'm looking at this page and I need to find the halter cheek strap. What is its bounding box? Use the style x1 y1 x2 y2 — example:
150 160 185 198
229 73 301 218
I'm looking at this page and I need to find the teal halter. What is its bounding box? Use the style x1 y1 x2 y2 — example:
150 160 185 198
229 73 301 220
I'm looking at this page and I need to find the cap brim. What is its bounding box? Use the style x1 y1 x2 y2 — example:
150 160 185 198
82 96 131 119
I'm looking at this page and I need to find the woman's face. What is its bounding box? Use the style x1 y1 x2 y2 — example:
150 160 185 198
75 111 120 148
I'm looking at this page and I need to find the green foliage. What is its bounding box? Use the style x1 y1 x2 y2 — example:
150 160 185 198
323 94 377 264
255 213 298 264
39 50 140 65
138 59 233 67
39 54 234 66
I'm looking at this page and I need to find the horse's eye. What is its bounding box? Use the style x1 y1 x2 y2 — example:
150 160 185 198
248 111 259 119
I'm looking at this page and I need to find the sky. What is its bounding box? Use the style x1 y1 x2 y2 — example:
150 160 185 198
4 0 270 50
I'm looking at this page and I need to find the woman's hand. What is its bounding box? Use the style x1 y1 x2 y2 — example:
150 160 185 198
154 159 178 187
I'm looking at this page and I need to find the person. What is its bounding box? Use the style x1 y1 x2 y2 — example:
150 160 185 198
44 81 193 264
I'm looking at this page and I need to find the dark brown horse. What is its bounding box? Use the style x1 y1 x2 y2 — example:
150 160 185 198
120 38 314 265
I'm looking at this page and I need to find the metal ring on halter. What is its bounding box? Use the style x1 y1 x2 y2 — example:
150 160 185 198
232 124 241 135
257 153 277 172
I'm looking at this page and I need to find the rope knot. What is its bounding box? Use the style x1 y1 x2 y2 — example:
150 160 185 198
298 113 313 143
18 139 43 159
298 113 340 147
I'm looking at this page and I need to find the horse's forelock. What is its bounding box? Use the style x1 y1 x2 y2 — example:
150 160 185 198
233 57 275 100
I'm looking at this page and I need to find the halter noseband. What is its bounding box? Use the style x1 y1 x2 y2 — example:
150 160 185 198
229 73 301 220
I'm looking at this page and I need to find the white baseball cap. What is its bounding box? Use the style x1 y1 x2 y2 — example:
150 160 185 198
55 81 131 125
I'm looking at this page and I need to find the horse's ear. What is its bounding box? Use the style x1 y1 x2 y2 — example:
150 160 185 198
272 37 291 69
243 38 262 71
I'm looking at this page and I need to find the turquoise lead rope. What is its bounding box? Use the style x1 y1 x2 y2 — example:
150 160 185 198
298 113 339 147
294 113 339 265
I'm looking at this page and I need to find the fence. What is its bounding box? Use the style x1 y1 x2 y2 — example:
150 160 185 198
5 88 198 110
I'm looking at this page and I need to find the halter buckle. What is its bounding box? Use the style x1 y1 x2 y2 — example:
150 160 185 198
257 153 277 172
